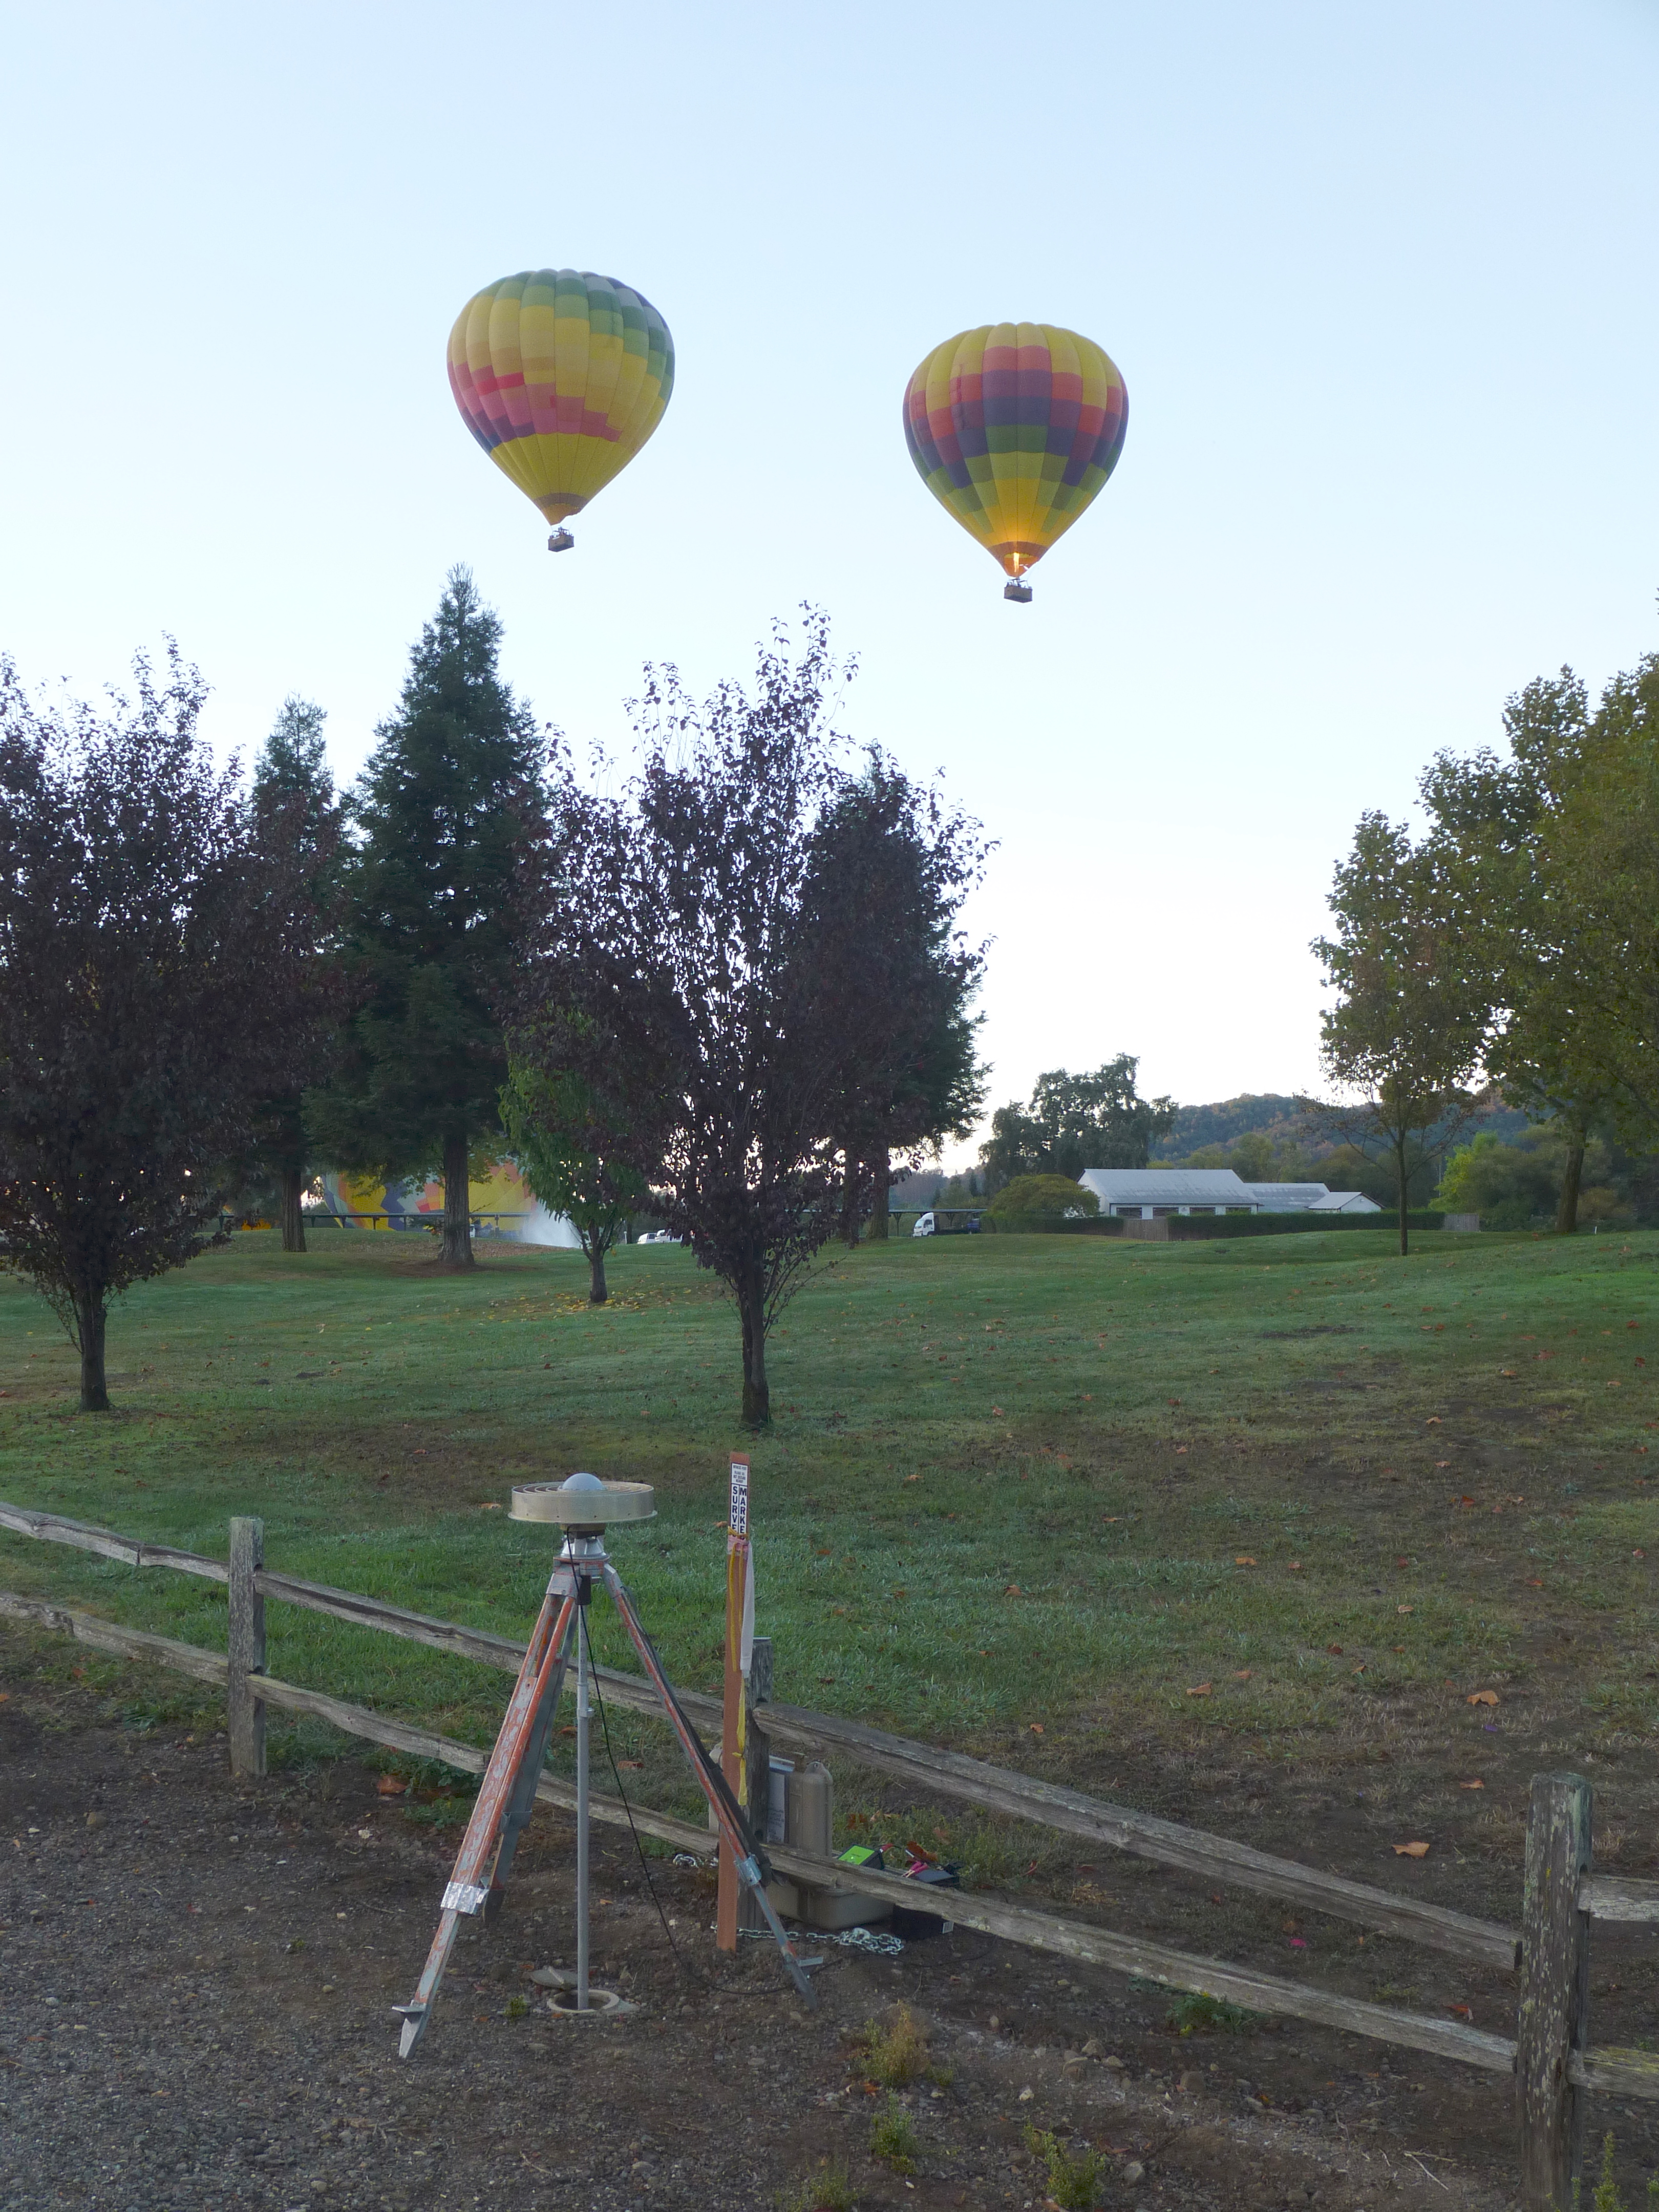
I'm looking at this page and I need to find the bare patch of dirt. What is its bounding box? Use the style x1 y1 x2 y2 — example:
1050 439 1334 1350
7 1629 1632 2210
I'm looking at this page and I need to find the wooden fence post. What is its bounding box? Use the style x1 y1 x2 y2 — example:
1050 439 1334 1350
227 1517 266 1779
1518 1772 1592 2209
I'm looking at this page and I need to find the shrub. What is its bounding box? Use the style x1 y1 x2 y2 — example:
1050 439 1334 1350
776 2159 855 2212
1023 2125 1106 2210
870 2096 920 2173
983 1175 1099 1230
1165 1989 1258 2035
854 2002 929 2087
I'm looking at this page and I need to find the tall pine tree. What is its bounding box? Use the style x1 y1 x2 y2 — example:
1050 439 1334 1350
249 696 342 1253
312 571 542 1268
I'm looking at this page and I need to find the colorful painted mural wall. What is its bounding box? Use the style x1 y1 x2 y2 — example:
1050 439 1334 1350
312 1160 578 1244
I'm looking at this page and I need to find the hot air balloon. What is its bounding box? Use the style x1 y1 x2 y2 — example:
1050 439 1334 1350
448 270 674 552
902 323 1126 601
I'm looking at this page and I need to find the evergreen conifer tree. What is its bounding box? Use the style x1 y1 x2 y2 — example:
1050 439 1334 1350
312 570 543 1268
249 696 342 1252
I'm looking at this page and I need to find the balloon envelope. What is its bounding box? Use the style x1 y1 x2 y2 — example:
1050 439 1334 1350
448 270 674 531
902 323 1127 581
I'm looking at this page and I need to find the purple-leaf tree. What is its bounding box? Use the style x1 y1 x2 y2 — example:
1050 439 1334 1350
513 610 986 1427
0 647 331 1410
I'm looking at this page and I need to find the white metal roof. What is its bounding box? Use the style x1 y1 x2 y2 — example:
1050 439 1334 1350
1078 1168 1257 1205
1306 1189 1381 1213
1244 1183 1332 1211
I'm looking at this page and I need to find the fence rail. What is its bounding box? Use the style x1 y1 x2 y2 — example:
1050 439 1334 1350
2 1497 1654 2204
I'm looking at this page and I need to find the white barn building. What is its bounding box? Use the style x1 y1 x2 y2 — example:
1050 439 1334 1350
1077 1169 1379 1219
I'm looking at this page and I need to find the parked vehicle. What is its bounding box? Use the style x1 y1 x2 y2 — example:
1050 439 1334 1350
911 1209 981 1237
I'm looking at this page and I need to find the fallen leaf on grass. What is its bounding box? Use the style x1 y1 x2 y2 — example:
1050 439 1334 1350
1448 2003 1474 2020
1460 1779 1484 1790
1288 1560 1303 1571
903 1473 922 1484
1234 1555 1257 1566
1467 1690 1499 1707
1003 1584 1024 1597
375 1775 407 1797
1500 1369 1517 1378
1327 1644 1344 1656
1397 1604 1414 1614
1352 1665 1367 1676
991 1406 1004 1417
1393 1842 1431 1858
1426 1417 1442 1426
1029 1723 1045 1735
618 1759 644 1770
1232 1669 1252 1681
1525 1578 1544 1587
1185 1683 1213 1697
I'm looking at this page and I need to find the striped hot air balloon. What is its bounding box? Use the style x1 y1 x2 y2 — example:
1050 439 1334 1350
448 270 674 551
902 323 1127 601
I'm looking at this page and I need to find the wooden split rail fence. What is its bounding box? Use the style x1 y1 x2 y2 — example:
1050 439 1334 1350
2 1498 1656 2207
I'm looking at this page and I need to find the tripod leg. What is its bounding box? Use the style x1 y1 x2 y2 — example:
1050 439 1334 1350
603 1566 818 2009
395 1583 577 2056
484 1611 574 1922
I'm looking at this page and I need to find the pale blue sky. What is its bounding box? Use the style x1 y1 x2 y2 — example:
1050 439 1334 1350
2 3 1655 1152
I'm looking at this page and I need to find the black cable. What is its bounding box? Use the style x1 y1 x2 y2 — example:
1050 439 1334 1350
581 1603 781 2003
581 1601 694 1983
612 1594 770 1873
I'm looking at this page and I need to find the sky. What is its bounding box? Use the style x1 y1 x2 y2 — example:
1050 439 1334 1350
2 2 1656 1161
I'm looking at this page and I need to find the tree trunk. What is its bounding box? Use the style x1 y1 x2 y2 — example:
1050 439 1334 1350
1395 1134 1410 1258
588 1241 608 1304
1556 1128 1586 1236
76 1291 109 1413
278 1165 307 1253
738 1265 770 1429
441 1131 474 1269
840 1154 863 1248
868 1152 890 1242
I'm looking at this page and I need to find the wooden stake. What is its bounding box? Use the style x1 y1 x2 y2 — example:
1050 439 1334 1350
227 1516 266 1779
1518 1772 1592 2209
716 1457 750 1950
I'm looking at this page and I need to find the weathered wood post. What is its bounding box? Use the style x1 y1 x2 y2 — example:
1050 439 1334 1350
1518 1772 1592 2208
227 1516 267 1779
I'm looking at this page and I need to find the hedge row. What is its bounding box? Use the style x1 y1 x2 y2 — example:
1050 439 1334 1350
1165 1209 1446 1240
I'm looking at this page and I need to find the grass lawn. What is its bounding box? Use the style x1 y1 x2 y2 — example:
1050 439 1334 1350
4 1220 1658 1913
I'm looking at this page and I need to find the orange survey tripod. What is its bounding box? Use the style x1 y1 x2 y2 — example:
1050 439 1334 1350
394 1473 815 2055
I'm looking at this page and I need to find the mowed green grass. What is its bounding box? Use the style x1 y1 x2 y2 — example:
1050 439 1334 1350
3 1222 1657 1814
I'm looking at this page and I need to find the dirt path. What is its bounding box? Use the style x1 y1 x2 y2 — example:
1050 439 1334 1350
0 1633 1549 2212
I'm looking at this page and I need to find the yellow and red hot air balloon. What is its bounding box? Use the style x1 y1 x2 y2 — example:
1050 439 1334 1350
902 323 1127 601
448 269 674 552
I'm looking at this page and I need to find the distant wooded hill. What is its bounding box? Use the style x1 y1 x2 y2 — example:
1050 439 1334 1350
1149 1092 1534 1163
1150 1095 1307 1158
